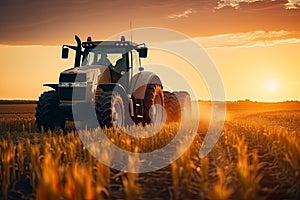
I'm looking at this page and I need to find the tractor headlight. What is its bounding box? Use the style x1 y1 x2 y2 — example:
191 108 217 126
72 82 87 87
59 82 87 87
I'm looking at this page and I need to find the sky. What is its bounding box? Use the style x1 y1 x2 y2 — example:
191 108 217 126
0 0 299 101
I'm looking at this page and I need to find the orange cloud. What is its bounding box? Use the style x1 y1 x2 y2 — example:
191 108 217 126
285 0 300 9
216 0 300 10
194 30 300 48
215 0 263 9
168 8 195 19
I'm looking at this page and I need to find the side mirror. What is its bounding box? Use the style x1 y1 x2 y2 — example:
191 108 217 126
62 47 69 59
138 47 148 58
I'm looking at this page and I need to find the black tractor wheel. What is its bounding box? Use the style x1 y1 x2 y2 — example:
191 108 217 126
35 91 65 132
143 84 165 125
173 91 192 122
163 91 180 122
96 91 125 128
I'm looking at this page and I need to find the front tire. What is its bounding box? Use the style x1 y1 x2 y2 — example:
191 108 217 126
143 84 165 125
35 91 65 132
96 91 125 128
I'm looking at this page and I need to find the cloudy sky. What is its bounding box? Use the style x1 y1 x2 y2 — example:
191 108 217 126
0 0 299 44
0 0 299 101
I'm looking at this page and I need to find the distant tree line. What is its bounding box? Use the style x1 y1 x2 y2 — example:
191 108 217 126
0 100 37 104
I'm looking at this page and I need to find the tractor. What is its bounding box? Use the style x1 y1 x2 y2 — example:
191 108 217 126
35 35 191 131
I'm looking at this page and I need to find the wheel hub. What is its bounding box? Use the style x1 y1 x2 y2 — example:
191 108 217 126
112 101 123 127
150 94 163 125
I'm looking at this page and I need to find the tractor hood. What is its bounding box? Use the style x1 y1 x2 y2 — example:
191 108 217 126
59 65 109 82
59 65 111 93
58 65 111 101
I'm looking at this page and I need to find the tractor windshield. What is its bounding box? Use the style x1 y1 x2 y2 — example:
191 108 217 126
82 46 127 67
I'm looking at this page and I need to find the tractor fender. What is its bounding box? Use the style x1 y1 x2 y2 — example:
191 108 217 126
130 71 162 99
43 84 58 91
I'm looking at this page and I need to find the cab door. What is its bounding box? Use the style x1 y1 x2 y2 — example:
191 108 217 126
128 49 140 91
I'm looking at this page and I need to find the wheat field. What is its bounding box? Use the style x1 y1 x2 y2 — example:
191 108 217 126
0 101 299 200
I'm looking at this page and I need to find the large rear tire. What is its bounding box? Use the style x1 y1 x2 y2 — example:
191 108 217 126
143 84 165 125
174 91 192 122
163 91 180 122
35 91 65 132
96 91 125 128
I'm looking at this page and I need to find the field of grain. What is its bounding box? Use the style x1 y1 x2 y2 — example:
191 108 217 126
0 101 299 200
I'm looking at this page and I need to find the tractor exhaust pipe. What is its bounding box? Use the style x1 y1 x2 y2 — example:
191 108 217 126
74 35 82 67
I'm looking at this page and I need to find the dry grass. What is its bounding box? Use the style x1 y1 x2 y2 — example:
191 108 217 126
0 102 299 199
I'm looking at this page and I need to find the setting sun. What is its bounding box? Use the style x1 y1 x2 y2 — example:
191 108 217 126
264 79 279 93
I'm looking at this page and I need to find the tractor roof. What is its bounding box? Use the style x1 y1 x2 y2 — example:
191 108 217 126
82 36 142 50
82 41 138 48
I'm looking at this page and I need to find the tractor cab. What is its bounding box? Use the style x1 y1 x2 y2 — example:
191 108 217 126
61 36 148 90
62 36 147 71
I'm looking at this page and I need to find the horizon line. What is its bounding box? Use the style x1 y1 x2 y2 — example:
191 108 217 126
0 99 299 103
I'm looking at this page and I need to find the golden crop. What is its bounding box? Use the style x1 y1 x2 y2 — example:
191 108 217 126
0 103 299 199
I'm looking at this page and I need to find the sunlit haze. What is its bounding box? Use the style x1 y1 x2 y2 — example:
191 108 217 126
264 79 279 93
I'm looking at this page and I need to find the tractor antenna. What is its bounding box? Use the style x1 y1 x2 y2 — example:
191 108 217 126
130 20 133 43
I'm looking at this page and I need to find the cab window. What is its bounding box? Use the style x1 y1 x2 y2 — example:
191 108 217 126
130 50 139 68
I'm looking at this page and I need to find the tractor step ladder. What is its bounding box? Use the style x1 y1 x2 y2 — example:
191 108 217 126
135 99 144 123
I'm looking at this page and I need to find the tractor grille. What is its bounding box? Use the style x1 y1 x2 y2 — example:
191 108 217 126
59 73 86 82
59 73 87 100
59 87 86 100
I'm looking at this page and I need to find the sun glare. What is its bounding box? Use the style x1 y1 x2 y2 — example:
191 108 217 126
264 79 279 92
